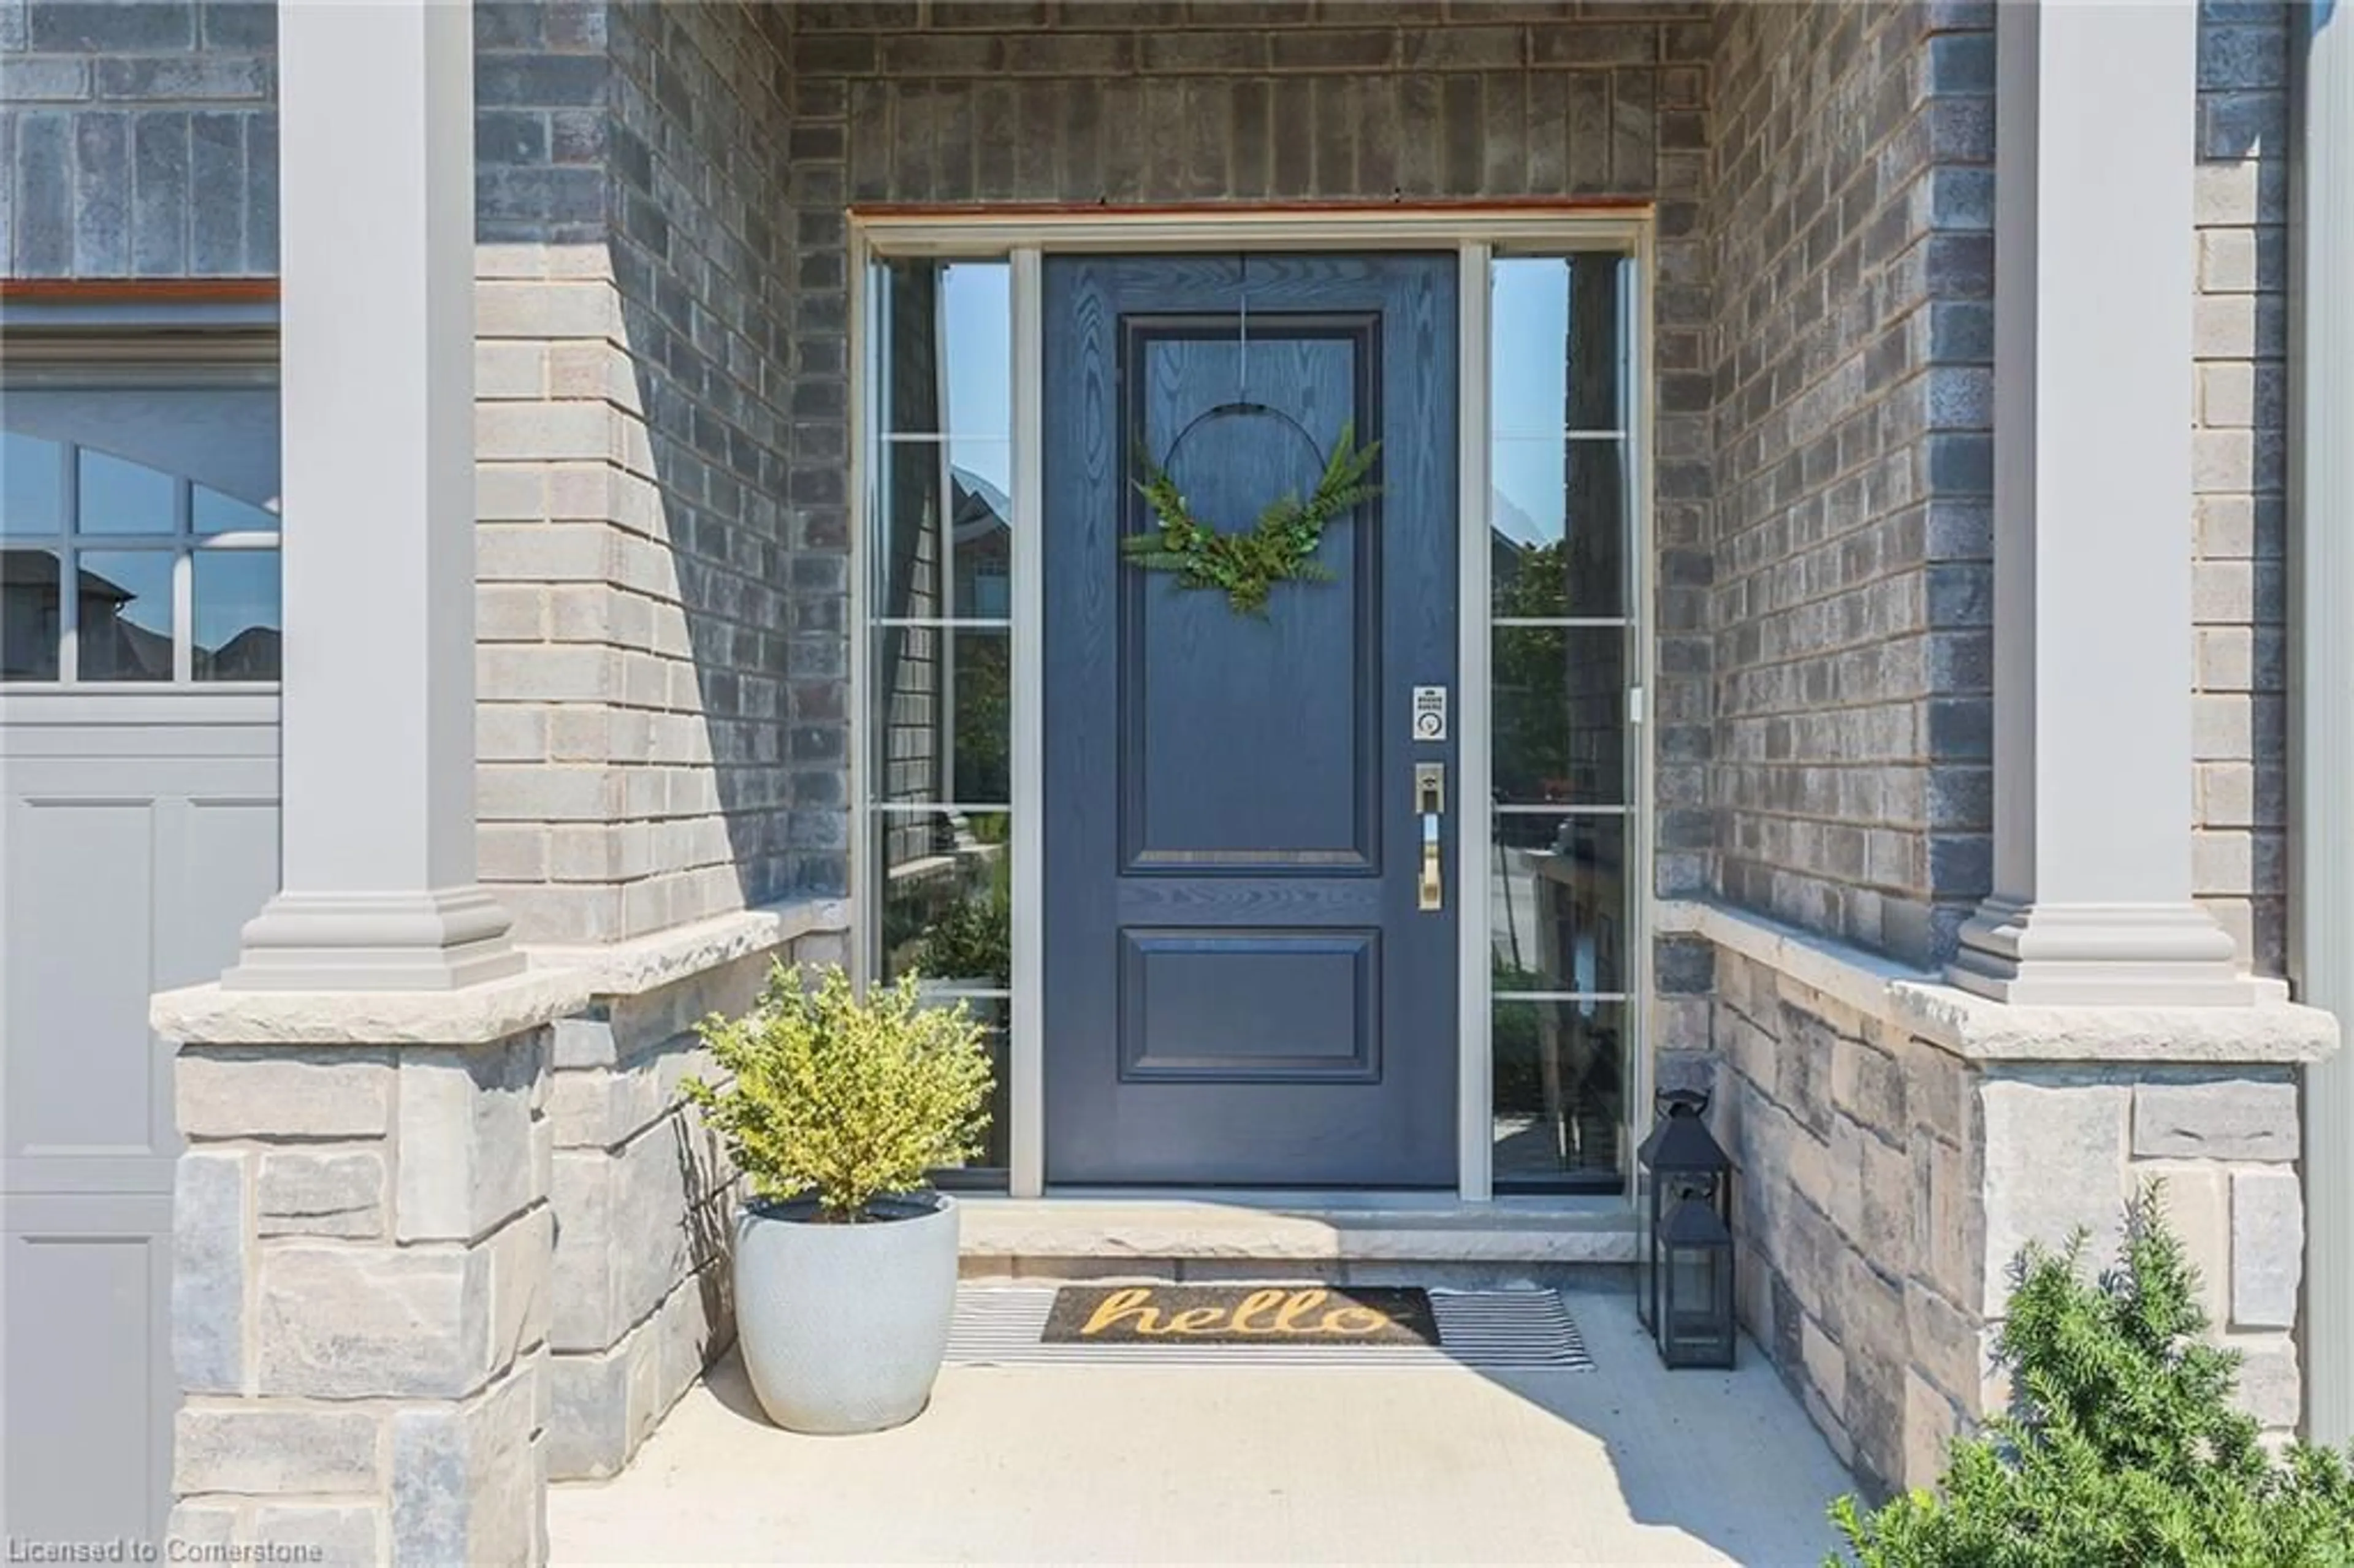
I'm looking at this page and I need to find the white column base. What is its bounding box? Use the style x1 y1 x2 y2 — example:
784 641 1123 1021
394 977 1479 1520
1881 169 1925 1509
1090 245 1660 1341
224 888 525 993
1947 897 2255 1006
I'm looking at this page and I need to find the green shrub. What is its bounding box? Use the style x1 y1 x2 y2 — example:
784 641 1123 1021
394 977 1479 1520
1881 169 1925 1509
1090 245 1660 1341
684 965 993 1223
1830 1184 2354 1568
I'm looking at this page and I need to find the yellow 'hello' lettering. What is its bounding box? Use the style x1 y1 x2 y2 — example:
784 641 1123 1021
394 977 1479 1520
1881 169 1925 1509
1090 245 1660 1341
1272 1288 1332 1333
1228 1288 1287 1334
1074 1286 1401 1338
1080 1287 1164 1336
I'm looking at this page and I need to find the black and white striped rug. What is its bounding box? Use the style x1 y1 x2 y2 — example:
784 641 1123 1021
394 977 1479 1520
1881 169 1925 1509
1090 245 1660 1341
945 1285 1594 1369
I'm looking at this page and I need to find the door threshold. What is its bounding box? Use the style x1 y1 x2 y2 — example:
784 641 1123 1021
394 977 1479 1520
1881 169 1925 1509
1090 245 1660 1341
957 1189 1640 1273
978 1187 1629 1216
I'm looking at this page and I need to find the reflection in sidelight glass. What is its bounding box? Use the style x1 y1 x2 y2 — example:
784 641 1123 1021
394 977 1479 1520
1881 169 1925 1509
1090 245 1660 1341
1490 436 1625 618
877 808 1011 989
74 550 173 680
1491 999 1626 1189
1490 256 1626 438
193 550 281 680
1 548 63 680
1491 625 1628 806
2 433 62 538
882 260 1012 440
947 449 1012 618
919 992 1011 1174
947 628 1010 804
870 626 1010 806
873 443 945 619
1490 813 1626 993
872 437 1013 620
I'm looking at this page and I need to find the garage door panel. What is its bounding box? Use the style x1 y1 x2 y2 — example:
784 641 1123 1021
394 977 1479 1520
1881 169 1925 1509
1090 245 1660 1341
1 1149 177 1195
7 754 279 796
7 797 161 1161
2 1201 173 1542
0 721 282 760
1 706 276 1546
164 798 280 995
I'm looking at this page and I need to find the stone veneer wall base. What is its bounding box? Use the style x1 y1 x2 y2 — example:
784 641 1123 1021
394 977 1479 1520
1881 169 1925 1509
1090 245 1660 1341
156 899 848 1564
1659 898 2334 1499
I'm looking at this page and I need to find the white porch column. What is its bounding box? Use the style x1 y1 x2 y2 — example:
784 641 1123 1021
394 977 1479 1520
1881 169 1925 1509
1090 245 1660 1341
1948 0 2250 1006
2292 0 2354 1448
226 0 520 991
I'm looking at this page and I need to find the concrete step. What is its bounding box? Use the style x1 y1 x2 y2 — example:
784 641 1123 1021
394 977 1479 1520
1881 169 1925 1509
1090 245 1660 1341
954 1193 1640 1288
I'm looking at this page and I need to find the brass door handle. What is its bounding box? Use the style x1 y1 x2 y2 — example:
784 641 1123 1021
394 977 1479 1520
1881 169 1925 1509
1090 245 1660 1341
1415 763 1444 911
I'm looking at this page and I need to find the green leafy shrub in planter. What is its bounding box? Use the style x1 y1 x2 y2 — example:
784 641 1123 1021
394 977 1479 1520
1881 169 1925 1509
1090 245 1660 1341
1829 1185 2354 1568
685 965 993 1223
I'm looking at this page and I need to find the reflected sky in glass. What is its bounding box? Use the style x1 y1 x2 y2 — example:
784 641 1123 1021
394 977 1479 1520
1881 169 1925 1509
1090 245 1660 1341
943 264 1012 492
193 484 278 535
78 449 175 535
1492 262 1572 552
1492 445 1563 550
193 550 281 680
2 432 62 538
1492 260 1572 437
1488 259 1623 560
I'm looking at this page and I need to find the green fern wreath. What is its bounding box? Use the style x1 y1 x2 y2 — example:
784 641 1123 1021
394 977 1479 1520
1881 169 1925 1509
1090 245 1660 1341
1120 419 1382 615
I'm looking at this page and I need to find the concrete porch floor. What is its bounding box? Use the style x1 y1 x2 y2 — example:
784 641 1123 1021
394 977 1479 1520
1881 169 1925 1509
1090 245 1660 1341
548 1290 1855 1566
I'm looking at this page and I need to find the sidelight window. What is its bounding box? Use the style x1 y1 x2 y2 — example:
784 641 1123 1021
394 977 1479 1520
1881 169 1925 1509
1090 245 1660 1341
1485 253 1640 1193
859 257 1016 1178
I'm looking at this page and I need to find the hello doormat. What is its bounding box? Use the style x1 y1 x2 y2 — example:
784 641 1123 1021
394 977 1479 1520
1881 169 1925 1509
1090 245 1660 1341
943 1285 1594 1368
1042 1284 1441 1346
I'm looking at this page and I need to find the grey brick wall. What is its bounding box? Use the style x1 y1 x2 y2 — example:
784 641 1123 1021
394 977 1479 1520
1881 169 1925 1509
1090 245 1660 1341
1 0 276 276
473 0 809 943
1701 1 1995 969
2192 0 2289 976
793 1 1708 205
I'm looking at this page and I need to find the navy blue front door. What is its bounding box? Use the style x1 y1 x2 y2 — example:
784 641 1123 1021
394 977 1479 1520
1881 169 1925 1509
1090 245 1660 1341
1042 254 1459 1186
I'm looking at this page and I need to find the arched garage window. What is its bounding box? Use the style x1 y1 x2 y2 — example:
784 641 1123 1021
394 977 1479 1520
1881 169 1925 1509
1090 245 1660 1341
2 379 281 685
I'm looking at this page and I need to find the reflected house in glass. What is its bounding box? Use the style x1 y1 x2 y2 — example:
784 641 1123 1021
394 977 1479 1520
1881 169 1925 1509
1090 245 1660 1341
75 560 172 680
952 466 1011 623
197 622 283 682
0 548 66 679
0 547 172 681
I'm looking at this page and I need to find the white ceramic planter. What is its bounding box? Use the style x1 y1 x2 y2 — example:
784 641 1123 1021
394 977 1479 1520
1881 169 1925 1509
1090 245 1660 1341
732 1193 959 1434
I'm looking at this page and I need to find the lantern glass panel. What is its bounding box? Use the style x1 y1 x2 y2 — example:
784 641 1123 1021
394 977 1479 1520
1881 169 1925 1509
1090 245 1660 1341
1656 1196 1737 1368
1666 1246 1721 1357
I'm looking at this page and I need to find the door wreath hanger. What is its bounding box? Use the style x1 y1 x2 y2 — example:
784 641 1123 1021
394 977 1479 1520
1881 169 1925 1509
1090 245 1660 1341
1116 256 1382 617
1121 413 1382 617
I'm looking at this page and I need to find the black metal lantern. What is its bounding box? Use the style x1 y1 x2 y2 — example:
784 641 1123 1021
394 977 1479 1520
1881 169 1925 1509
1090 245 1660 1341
1636 1087 1735 1368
